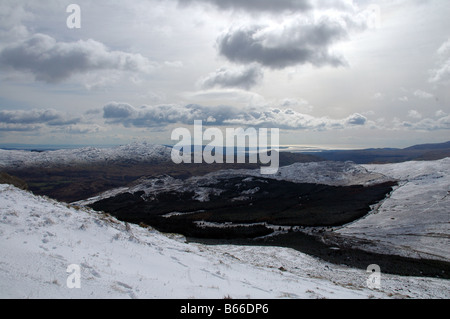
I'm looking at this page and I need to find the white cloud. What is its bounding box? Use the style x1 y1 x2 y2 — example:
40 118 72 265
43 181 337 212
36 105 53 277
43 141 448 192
395 112 450 131
429 38 450 84
372 92 385 100
435 110 447 117
0 33 156 84
0 109 81 126
413 90 433 99
177 0 312 13
198 64 263 90
408 110 422 119
62 124 107 135
217 17 350 69
102 101 367 131
278 98 314 114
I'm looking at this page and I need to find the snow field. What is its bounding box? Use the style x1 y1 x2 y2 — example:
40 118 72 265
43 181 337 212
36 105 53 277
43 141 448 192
1 184 448 299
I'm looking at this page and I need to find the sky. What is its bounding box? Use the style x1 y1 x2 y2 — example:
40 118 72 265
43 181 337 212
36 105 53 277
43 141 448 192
0 0 449 149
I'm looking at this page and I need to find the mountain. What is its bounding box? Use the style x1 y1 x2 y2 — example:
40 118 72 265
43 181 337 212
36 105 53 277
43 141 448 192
77 159 450 277
300 141 450 164
79 161 395 237
335 158 450 262
404 141 450 150
0 142 172 169
0 183 448 299
0 143 321 203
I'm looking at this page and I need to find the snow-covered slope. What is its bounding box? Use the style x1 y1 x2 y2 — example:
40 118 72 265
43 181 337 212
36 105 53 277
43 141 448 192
246 161 390 186
77 161 390 206
0 142 171 169
1 184 448 299
336 158 450 261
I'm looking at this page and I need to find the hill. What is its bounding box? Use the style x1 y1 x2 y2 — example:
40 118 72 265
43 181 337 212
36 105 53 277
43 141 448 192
0 183 448 299
300 141 450 164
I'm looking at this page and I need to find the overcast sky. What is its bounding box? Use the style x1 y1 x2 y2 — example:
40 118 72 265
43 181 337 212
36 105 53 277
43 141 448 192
0 0 449 148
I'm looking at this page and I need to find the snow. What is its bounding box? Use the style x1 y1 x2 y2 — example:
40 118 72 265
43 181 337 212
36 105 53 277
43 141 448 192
194 161 390 187
336 158 450 261
1 184 448 299
76 160 390 206
0 142 171 169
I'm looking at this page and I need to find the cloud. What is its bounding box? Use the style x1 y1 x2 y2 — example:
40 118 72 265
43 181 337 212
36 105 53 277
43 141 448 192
0 123 39 132
0 109 81 126
62 124 106 135
0 33 155 83
346 113 367 126
371 92 385 101
177 0 312 13
0 108 95 134
413 90 433 99
435 110 447 117
102 102 368 131
408 110 422 119
177 0 358 13
216 15 361 69
103 103 136 119
103 102 241 127
398 116 450 131
278 98 314 113
429 38 450 84
198 64 263 90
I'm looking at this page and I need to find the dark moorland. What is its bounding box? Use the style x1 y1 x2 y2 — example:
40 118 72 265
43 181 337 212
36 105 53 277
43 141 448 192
3 152 319 203
88 177 397 237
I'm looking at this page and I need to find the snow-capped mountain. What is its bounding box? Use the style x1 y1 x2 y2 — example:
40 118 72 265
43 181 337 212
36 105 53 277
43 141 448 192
0 184 448 299
0 142 172 169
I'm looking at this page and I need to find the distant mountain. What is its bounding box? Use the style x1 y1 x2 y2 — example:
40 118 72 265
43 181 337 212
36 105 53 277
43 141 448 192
299 141 450 164
404 141 450 150
0 142 321 203
0 142 172 169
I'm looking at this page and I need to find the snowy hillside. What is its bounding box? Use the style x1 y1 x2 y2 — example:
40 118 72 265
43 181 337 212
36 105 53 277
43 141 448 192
243 160 390 186
335 158 450 262
1 184 448 299
0 142 171 169
78 160 390 206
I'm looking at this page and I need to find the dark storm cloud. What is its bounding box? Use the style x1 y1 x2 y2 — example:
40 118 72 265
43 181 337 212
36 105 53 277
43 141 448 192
217 17 350 69
0 33 154 83
199 64 263 90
